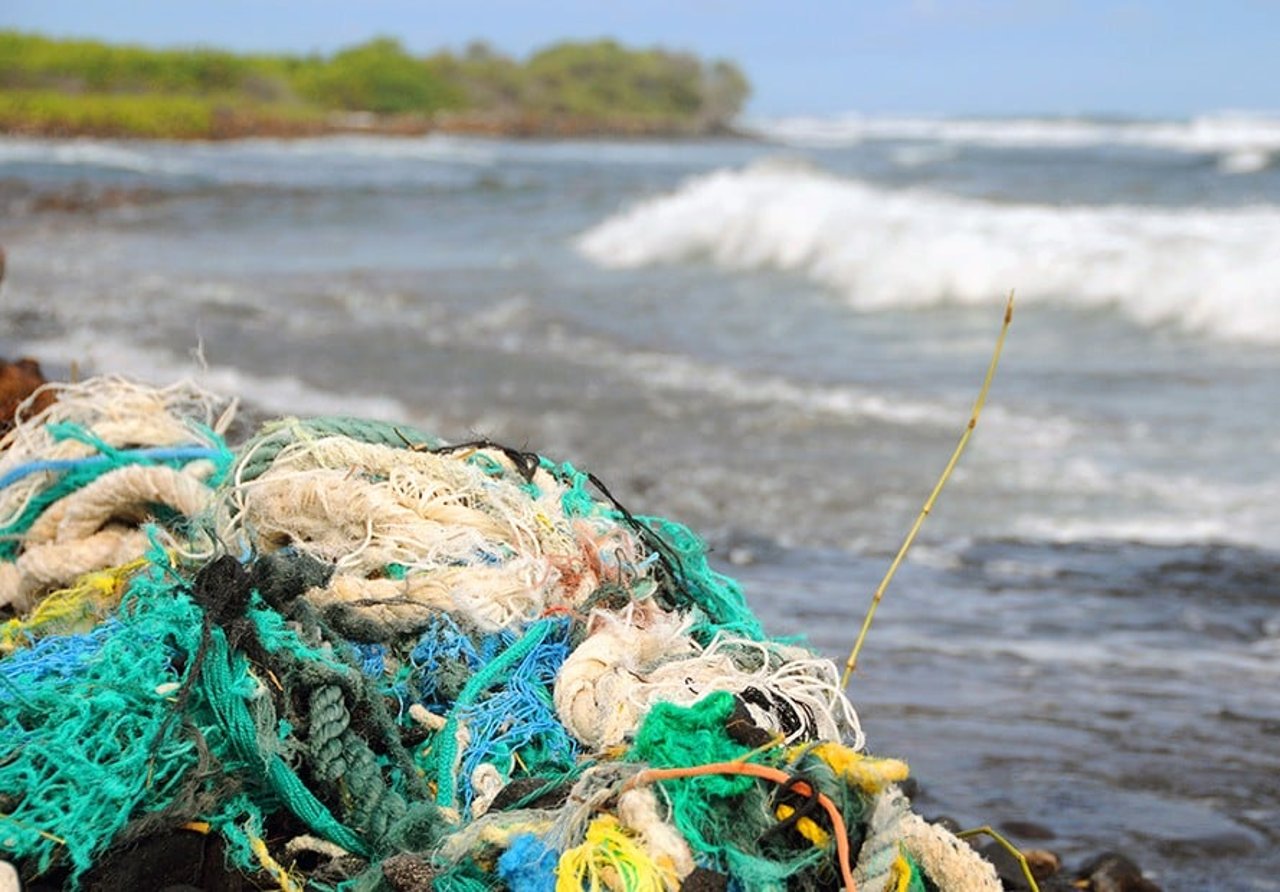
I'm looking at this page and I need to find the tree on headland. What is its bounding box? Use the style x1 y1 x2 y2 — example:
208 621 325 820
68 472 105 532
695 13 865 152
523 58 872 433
293 37 464 115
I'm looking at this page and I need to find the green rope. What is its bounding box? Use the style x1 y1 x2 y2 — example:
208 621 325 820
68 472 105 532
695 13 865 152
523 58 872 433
338 728 408 844
234 416 444 484
433 619 555 810
0 590 203 880
199 625 370 857
628 691 837 888
309 684 352 782
639 516 765 642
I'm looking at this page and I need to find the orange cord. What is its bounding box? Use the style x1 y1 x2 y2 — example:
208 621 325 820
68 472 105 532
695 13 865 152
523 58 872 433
625 761 858 892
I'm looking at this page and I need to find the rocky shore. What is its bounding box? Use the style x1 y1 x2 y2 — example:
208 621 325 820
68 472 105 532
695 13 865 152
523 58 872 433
0 109 744 142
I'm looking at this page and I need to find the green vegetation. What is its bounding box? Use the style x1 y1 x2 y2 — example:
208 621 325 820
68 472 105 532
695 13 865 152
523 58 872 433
0 31 751 139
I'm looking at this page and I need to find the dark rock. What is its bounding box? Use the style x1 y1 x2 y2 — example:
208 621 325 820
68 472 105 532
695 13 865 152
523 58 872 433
899 776 922 801
1076 852 1162 892
725 696 775 748
489 776 572 811
69 830 246 892
978 840 1037 891
0 356 55 434
381 853 436 891
681 866 730 891
1001 819 1056 841
1155 830 1257 857
928 815 965 835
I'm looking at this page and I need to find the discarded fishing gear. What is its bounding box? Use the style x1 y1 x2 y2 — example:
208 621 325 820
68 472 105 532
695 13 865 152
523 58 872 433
0 377 1001 891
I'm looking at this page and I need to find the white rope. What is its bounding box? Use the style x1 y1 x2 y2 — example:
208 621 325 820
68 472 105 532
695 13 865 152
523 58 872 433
221 436 653 633
555 606 865 750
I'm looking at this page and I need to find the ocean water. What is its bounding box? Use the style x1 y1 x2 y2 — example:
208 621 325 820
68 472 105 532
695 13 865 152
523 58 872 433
1 114 1278 889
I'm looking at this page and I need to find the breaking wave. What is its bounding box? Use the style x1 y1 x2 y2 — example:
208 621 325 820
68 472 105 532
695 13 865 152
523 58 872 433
577 161 1280 343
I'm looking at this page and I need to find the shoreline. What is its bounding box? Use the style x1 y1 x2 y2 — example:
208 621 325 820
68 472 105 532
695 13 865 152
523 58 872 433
0 109 752 143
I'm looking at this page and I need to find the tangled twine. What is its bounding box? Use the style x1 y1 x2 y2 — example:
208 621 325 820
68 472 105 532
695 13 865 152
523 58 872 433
220 432 653 638
0 378 233 611
0 374 1000 892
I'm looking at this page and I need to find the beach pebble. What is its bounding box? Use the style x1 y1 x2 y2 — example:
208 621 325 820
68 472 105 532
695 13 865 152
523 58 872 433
1076 852 1163 891
0 861 18 892
1024 848 1062 880
977 841 1072 891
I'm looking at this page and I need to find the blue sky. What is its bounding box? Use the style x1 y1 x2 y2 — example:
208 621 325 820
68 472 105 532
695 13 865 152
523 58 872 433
3 0 1277 117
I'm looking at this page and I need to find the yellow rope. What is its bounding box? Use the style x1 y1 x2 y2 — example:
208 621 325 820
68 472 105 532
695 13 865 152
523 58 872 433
556 815 669 892
891 847 914 892
774 803 830 846
797 741 910 795
0 556 148 653
249 833 306 892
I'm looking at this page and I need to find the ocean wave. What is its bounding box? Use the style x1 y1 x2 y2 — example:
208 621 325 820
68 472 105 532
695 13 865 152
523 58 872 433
411 295 978 429
228 134 501 165
0 135 513 192
591 345 964 428
576 161 1280 343
0 138 190 175
1216 148 1275 175
752 111 1280 152
752 112 1280 171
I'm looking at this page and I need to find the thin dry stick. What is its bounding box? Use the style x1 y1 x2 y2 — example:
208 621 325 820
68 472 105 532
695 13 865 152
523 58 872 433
841 292 1015 689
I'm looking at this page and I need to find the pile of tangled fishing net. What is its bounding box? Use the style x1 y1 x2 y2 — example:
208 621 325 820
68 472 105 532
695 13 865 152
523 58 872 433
0 376 1003 891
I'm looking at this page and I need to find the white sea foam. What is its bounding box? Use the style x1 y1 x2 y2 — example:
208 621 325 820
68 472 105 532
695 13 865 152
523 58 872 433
752 111 1280 165
604 348 954 427
577 161 1280 343
0 138 189 175
1217 149 1274 175
891 631 1280 679
1011 468 1280 551
230 134 500 165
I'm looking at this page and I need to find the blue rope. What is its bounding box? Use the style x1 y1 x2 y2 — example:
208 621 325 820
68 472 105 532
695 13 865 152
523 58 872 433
0 622 118 705
498 833 559 892
0 446 224 490
432 620 555 809
409 615 486 710
352 642 387 678
454 619 576 810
